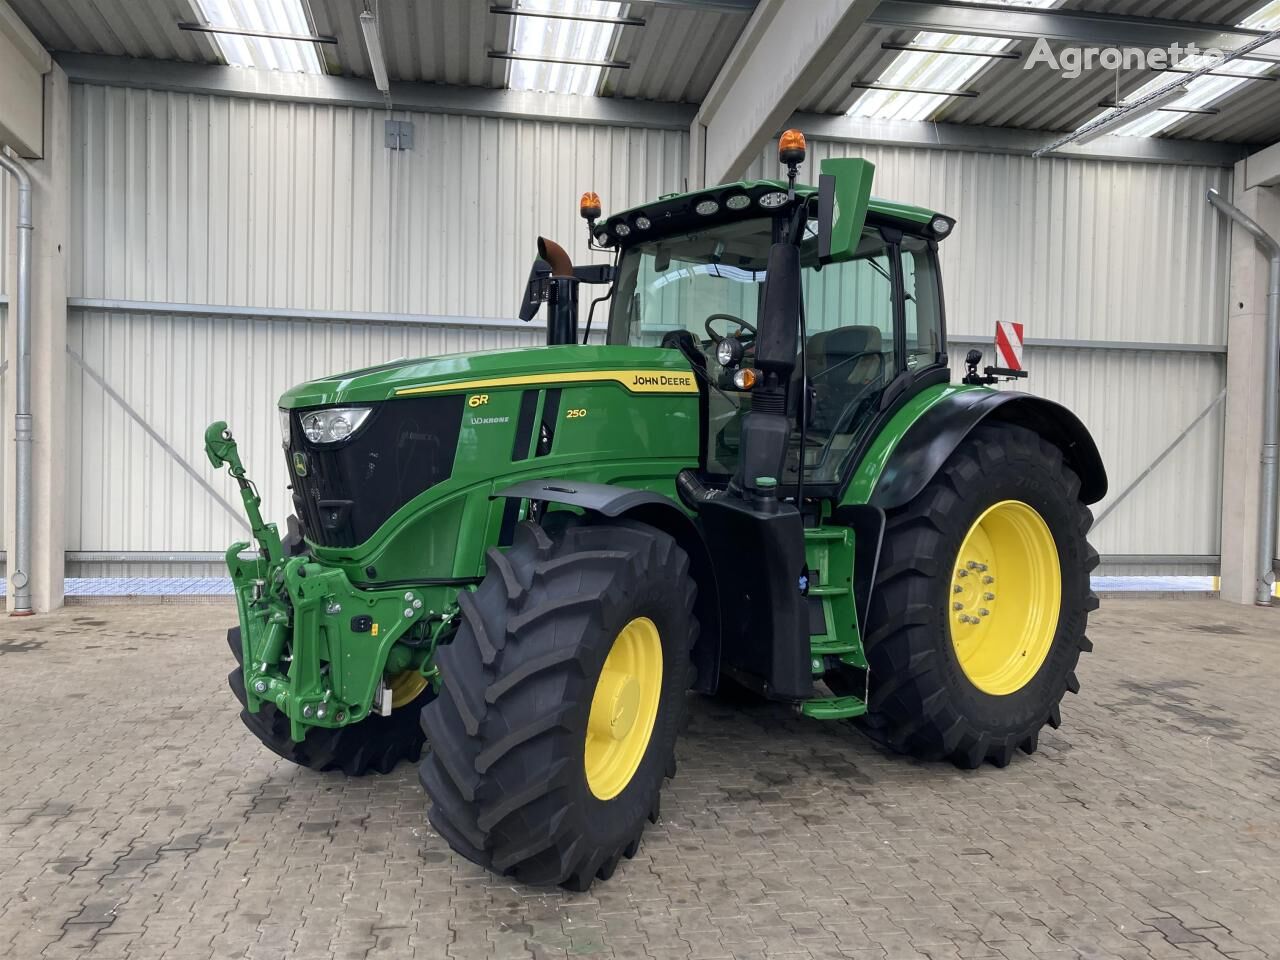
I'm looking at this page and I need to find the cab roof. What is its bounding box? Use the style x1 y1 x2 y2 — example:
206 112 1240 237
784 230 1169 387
593 179 952 250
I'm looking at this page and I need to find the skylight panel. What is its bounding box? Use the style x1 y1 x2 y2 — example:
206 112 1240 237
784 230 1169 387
507 0 624 97
849 0 1059 121
192 0 322 74
1104 0 1280 137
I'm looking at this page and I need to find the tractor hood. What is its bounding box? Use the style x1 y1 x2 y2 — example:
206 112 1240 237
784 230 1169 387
279 344 701 409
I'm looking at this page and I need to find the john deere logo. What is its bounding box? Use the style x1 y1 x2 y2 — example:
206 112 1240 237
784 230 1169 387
292 451 308 477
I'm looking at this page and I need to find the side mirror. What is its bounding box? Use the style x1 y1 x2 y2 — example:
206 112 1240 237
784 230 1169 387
518 258 552 322
816 157 875 264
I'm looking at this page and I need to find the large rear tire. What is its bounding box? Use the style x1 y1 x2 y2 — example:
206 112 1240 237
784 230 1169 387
227 626 432 776
856 423 1099 768
418 517 697 891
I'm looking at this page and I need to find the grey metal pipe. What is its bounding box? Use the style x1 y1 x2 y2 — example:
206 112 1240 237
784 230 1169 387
1208 188 1280 606
0 151 33 615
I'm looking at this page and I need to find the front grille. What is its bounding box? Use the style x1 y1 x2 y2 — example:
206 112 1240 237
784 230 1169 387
285 395 464 548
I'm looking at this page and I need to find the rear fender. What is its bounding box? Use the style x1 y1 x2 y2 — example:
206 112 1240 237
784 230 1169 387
492 479 722 694
869 391 1108 510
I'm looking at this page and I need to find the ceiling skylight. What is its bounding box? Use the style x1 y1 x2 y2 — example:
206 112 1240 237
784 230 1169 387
192 0 322 74
507 0 624 96
849 0 1059 121
1103 0 1280 137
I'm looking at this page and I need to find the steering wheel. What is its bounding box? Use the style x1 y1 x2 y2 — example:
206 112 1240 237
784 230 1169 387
704 313 757 344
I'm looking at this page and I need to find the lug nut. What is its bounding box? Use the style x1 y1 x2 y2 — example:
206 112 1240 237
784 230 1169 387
253 679 268 694
335 711 346 723
403 608 414 619
978 608 990 617
967 561 978 570
953 585 964 594
983 592 995 601
952 602 964 611
316 705 328 719
957 569 968 578
983 575 994 584
303 705 314 719
404 591 414 602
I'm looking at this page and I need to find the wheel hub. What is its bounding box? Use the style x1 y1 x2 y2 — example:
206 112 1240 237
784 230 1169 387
948 500 1061 696
585 617 663 800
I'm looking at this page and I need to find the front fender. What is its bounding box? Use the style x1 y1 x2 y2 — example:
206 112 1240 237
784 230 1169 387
869 390 1108 510
492 479 723 694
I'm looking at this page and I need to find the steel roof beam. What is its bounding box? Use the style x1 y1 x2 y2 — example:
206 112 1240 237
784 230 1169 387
55 53 1249 167
693 0 880 186
56 52 696 130
869 0 1280 63
792 111 1248 167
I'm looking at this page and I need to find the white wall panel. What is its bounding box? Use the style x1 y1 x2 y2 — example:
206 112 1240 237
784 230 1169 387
947 344 1224 569
751 141 1232 346
0 179 9 296
64 83 1232 573
70 85 688 317
66 310 546 555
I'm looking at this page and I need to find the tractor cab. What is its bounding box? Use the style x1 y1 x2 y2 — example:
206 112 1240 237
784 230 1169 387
603 191 950 495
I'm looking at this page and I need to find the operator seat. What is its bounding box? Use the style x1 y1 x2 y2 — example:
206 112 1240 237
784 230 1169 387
804 326 884 433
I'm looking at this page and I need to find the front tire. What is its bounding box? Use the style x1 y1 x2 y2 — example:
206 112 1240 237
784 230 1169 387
418 517 697 891
858 423 1099 768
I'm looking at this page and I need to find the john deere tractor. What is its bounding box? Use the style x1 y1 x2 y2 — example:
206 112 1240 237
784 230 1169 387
207 132 1105 890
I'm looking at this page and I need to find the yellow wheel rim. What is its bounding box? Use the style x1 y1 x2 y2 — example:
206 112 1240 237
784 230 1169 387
948 500 1061 696
388 670 429 708
585 617 663 801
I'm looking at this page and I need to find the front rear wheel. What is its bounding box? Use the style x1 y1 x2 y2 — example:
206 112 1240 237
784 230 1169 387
856 423 1099 768
418 517 697 891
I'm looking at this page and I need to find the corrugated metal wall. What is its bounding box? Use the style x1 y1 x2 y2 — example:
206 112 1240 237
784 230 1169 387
66 84 689 573
749 142 1231 573
66 83 1232 574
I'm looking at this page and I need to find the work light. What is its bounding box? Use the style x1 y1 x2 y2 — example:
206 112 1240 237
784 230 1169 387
716 338 743 367
301 407 372 444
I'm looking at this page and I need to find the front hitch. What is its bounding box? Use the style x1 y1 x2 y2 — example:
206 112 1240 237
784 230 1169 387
205 420 440 742
204 421 284 563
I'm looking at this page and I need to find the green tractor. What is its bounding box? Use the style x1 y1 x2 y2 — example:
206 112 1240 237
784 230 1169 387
206 132 1104 890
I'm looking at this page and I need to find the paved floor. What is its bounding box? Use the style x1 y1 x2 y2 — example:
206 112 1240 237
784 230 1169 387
1 599 1277 960
31 575 1228 600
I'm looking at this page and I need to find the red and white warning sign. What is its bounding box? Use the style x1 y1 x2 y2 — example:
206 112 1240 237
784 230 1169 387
995 321 1024 371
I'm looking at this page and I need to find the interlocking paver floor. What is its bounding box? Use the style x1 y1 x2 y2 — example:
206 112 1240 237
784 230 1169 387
1 598 1277 959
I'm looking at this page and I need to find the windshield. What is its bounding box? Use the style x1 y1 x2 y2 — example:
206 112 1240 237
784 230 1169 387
607 216 937 486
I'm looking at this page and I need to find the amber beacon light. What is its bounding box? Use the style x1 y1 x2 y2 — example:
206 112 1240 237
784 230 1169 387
778 129 806 166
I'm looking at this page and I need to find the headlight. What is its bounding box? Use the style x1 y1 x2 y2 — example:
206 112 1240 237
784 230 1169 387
931 215 954 236
694 199 719 216
300 407 372 444
634 215 652 230
725 194 750 210
614 222 631 238
278 409 292 445
758 191 789 209
716 338 743 367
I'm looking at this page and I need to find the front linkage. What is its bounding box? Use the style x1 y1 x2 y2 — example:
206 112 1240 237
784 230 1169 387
204 422 451 744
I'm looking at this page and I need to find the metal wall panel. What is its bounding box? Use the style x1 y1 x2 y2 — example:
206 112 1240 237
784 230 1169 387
946 343 1225 572
0 178 8 295
67 85 1232 574
70 84 688 318
749 140 1233 346
65 309 546 557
